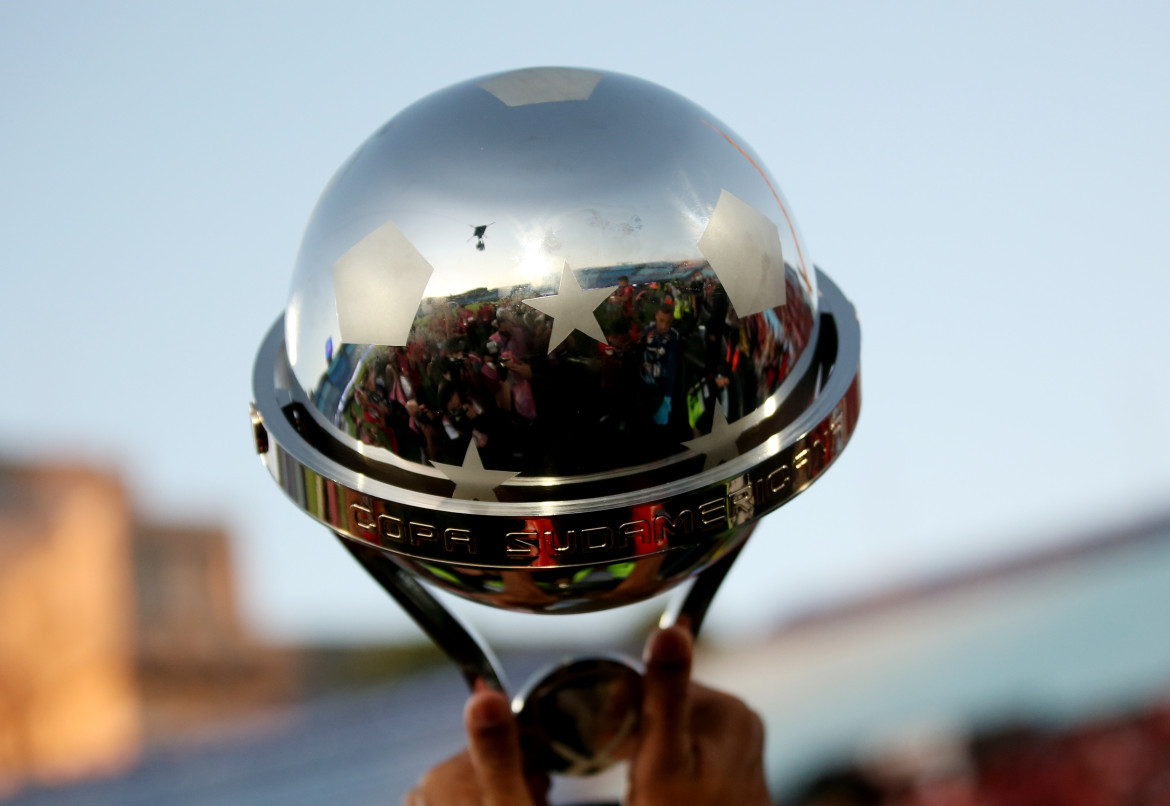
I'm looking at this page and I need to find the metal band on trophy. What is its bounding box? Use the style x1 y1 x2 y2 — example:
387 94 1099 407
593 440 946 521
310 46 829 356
250 67 861 777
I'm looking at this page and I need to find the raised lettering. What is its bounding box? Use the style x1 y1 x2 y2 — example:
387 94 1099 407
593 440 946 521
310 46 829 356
444 528 476 554
829 405 845 448
350 503 375 533
698 497 726 528
506 531 539 557
653 509 693 544
582 526 613 551
767 465 790 494
378 514 405 542
794 440 826 473
618 520 650 548
729 485 754 519
545 529 574 555
409 522 438 546
793 446 811 471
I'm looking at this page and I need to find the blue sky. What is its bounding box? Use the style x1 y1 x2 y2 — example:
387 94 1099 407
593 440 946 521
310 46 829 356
2 1 1168 645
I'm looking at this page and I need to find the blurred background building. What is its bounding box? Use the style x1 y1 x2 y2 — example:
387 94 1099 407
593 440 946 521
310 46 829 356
0 462 295 797
700 510 1170 804
0 465 140 792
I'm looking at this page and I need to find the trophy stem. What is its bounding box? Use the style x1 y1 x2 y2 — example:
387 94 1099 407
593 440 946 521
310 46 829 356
339 536 507 692
659 524 756 637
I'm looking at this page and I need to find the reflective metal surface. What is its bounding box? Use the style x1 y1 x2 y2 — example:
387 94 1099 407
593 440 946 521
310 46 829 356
251 66 861 613
284 67 820 487
514 656 643 776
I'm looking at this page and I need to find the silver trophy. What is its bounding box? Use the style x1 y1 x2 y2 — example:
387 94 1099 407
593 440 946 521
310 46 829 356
250 67 860 775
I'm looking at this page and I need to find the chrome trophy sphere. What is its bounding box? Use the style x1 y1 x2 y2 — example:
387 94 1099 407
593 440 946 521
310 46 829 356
251 67 861 617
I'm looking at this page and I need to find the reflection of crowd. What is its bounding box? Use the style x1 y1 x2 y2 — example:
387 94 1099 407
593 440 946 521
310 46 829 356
338 305 544 469
792 698 1170 806
322 263 813 475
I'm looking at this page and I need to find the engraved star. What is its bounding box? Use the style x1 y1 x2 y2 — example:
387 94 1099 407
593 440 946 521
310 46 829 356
697 189 787 317
334 219 433 347
522 262 617 354
431 441 520 502
681 406 743 471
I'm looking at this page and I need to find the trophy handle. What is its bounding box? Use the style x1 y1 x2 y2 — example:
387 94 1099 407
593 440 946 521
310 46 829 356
340 522 753 693
339 535 507 692
659 523 755 637
340 526 750 789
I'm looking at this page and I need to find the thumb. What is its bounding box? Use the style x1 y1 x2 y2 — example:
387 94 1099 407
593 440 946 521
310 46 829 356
464 689 535 806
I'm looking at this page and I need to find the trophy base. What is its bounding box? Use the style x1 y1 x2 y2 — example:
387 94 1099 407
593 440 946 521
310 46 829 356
514 655 643 777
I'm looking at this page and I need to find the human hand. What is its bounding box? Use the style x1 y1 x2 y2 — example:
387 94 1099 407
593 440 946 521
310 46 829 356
403 685 549 806
626 625 771 806
406 626 770 806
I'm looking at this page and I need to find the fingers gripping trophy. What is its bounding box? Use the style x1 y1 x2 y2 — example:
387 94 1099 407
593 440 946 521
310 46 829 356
250 67 860 778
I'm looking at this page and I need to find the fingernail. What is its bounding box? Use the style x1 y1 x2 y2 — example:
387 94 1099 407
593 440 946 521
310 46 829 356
468 691 510 730
644 626 692 664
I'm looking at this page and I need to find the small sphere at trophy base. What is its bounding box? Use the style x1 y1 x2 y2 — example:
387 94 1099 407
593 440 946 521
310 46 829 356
514 656 644 776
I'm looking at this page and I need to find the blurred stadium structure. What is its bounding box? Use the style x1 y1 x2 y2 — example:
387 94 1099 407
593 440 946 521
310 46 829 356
1 460 1168 804
699 510 1170 803
0 463 295 797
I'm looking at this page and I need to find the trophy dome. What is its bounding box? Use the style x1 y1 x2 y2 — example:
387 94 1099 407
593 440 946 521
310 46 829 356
286 67 819 482
253 67 860 613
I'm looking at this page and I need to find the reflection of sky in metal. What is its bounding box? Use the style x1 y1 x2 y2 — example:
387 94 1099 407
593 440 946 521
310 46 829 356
286 70 814 392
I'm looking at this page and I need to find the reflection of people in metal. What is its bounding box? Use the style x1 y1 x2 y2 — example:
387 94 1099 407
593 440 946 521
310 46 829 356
352 369 391 448
634 281 665 325
381 358 425 462
599 317 639 393
687 368 731 436
324 260 815 476
499 351 536 421
703 279 731 371
673 268 706 337
610 274 635 319
493 312 532 360
640 304 681 428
